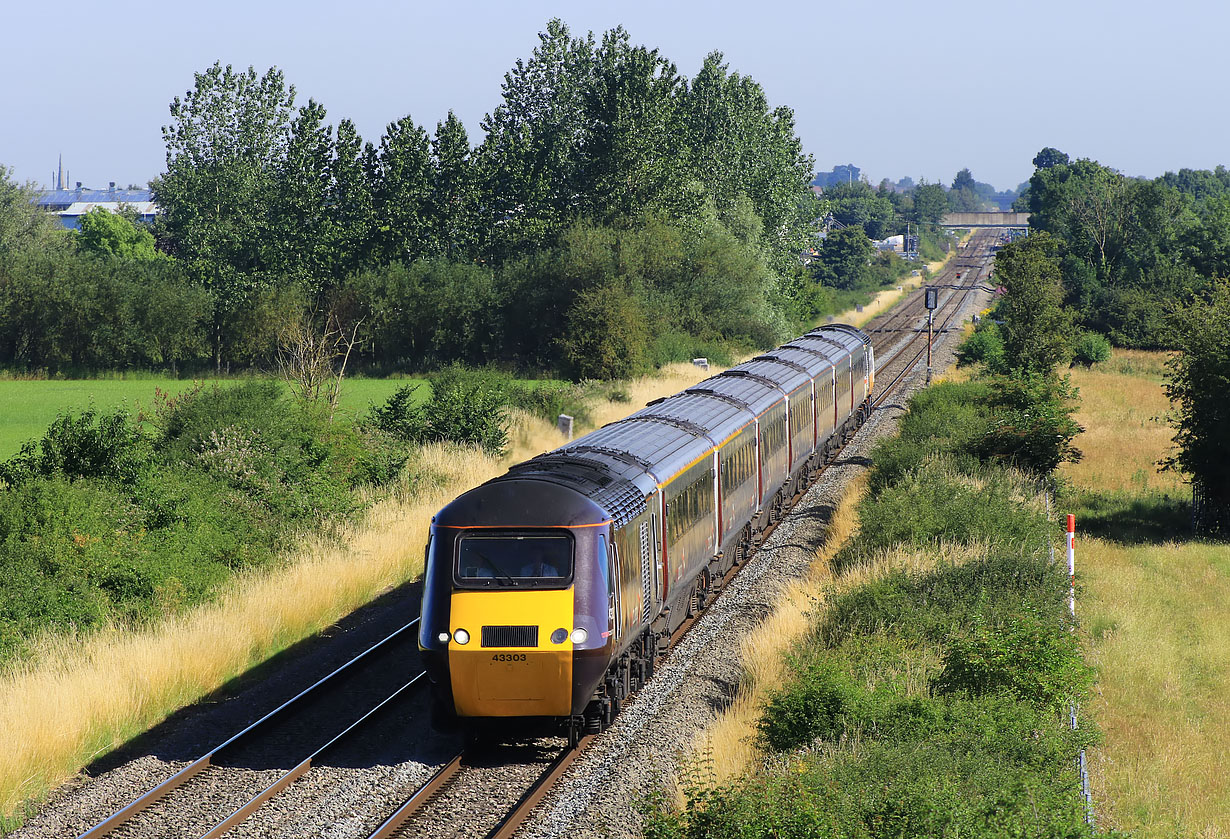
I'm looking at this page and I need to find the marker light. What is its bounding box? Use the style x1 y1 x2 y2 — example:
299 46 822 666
570 628 588 645
453 628 471 645
437 631 451 644
551 628 568 644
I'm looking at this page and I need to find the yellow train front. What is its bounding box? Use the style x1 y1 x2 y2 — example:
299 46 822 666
418 477 624 730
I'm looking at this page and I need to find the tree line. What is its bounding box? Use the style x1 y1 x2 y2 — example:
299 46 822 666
961 146 1230 533
2 20 852 379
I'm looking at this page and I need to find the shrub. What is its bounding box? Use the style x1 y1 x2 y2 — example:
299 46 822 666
364 383 425 441
955 321 1005 370
0 409 151 487
757 658 862 751
975 372 1083 475
847 458 1049 561
822 552 1068 647
866 381 991 493
1072 331 1111 366
417 366 510 455
558 280 651 380
933 612 1094 712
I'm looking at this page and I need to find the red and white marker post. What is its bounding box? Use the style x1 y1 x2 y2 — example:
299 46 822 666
1066 513 1076 620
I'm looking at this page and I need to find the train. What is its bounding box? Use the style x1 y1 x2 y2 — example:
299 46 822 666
418 324 875 742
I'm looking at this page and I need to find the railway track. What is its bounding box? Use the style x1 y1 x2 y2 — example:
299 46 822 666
68 233 999 839
76 622 431 838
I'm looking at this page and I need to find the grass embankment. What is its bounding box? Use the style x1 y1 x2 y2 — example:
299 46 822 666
0 361 717 827
1061 350 1230 837
652 380 1098 837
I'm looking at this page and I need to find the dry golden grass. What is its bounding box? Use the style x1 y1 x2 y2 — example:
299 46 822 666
0 364 721 823
1062 348 1230 835
1083 538 1230 837
584 362 720 430
1062 350 1183 495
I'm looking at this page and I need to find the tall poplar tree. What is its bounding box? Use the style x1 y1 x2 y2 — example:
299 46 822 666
371 115 433 264
429 111 478 259
152 62 296 368
328 118 376 277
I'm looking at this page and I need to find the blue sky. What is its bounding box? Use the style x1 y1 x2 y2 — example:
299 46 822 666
2 0 1222 193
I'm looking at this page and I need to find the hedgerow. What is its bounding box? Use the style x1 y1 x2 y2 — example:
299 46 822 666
0 382 405 663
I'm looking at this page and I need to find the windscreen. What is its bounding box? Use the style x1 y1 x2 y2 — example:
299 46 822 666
456 533 573 588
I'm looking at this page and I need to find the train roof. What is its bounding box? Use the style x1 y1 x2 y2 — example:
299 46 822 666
730 358 812 394
686 370 783 419
807 324 869 353
568 417 713 488
434 476 615 528
755 346 834 379
455 323 872 529
814 323 873 345
786 334 853 361
628 392 751 447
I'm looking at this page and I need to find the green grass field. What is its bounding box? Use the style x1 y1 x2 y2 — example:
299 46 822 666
0 377 426 459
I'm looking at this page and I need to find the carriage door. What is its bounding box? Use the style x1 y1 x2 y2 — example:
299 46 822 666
608 537 622 642
640 519 655 622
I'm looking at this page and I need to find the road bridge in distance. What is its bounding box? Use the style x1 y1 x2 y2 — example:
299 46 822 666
940 212 1030 229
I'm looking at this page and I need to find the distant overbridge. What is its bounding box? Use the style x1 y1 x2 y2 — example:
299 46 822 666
940 212 1030 229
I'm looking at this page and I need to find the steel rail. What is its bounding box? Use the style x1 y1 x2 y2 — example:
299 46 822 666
198 672 427 838
365 753 465 839
77 617 424 839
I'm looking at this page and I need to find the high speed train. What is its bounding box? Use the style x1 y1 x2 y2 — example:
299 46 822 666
418 324 874 740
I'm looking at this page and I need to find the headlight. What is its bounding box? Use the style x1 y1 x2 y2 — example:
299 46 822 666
551 628 568 644
570 628 588 645
453 628 470 645
437 631 451 644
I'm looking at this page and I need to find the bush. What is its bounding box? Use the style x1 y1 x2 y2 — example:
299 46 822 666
364 383 424 441
757 658 862 751
822 552 1067 647
1072 331 1112 366
933 612 1094 712
866 381 991 493
975 372 1083 475
417 366 510 455
0 409 151 487
558 280 651 380
955 320 1005 370
845 459 1049 562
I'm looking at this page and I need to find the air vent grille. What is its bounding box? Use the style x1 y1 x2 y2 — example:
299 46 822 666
481 625 538 647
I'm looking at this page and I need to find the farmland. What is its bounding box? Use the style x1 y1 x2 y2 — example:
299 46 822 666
0 377 426 460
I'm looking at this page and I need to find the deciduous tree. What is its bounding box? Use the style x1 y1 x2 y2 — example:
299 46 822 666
1164 279 1230 533
992 232 1074 373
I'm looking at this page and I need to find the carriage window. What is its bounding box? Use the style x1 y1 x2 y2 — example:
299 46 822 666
761 411 786 457
721 437 756 492
456 533 573 588
668 471 714 543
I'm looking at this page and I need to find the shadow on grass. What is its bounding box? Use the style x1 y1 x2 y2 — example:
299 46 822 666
1070 489 1192 545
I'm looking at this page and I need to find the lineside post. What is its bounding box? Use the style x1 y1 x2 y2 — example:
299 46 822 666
924 286 938 385
1066 513 1094 825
